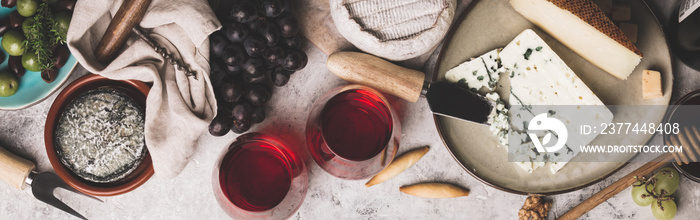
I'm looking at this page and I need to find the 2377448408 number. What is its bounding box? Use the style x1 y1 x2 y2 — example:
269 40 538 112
596 123 680 135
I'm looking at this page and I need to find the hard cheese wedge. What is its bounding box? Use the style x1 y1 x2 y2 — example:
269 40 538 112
510 0 642 80
503 29 614 174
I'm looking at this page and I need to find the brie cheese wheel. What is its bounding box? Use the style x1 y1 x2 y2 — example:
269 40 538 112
330 0 456 61
510 0 642 80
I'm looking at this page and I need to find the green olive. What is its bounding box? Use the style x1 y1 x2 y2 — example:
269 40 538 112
54 11 71 40
0 70 19 97
2 29 25 56
22 51 42 72
21 17 34 34
16 0 39 17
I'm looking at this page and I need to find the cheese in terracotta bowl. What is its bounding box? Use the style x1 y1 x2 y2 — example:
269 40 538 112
55 88 147 183
45 74 153 196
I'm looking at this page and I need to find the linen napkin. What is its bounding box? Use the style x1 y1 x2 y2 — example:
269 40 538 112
67 0 221 178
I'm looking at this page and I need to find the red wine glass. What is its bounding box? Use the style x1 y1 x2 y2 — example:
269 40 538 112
306 84 401 179
213 132 308 219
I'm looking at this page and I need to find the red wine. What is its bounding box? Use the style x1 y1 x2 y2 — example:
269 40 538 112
306 87 399 179
219 143 292 211
320 89 393 161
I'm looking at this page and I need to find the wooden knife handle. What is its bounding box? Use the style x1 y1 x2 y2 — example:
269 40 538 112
326 51 425 102
0 146 35 190
557 153 674 220
94 0 152 64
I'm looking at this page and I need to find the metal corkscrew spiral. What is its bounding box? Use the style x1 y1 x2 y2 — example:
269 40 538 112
131 26 198 79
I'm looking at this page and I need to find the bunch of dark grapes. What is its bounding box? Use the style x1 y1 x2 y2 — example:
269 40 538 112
208 0 307 136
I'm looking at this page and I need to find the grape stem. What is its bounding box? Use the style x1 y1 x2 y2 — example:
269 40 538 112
633 169 676 211
656 196 674 212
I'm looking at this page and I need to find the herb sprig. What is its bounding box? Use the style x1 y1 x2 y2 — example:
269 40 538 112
23 1 63 72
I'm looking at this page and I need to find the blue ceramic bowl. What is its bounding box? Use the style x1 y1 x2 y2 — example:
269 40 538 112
0 6 77 110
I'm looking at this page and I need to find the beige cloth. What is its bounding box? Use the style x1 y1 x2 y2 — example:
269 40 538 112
67 0 221 178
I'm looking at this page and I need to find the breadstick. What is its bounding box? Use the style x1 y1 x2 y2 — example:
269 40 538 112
366 146 429 187
399 183 469 198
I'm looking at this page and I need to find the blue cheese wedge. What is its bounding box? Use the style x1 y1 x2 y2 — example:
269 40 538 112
446 49 509 149
502 30 610 106
502 29 613 174
486 92 510 148
510 131 546 173
446 29 613 174
445 49 503 91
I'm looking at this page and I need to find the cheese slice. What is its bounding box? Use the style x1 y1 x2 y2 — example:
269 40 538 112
503 29 614 173
510 0 642 80
642 70 662 99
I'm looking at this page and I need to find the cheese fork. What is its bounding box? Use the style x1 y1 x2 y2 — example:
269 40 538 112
0 145 102 219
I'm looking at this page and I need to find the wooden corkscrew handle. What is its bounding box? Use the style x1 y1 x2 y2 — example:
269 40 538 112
94 0 152 64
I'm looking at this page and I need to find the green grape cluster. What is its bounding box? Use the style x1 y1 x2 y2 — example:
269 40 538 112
631 167 680 220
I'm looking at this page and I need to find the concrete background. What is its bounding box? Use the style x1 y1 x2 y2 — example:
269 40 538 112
0 0 699 219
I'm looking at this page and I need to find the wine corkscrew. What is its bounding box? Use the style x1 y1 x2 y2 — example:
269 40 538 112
132 26 197 79
94 0 198 80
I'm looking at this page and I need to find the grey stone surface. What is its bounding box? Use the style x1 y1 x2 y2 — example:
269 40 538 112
1 0 699 219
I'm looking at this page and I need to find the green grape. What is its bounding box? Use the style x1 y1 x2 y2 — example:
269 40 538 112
654 167 680 195
651 199 677 220
631 183 655 206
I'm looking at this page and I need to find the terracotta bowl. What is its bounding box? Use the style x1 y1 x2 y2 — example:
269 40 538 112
45 74 154 196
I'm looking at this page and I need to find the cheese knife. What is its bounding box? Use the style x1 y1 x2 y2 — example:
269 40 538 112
326 51 494 125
